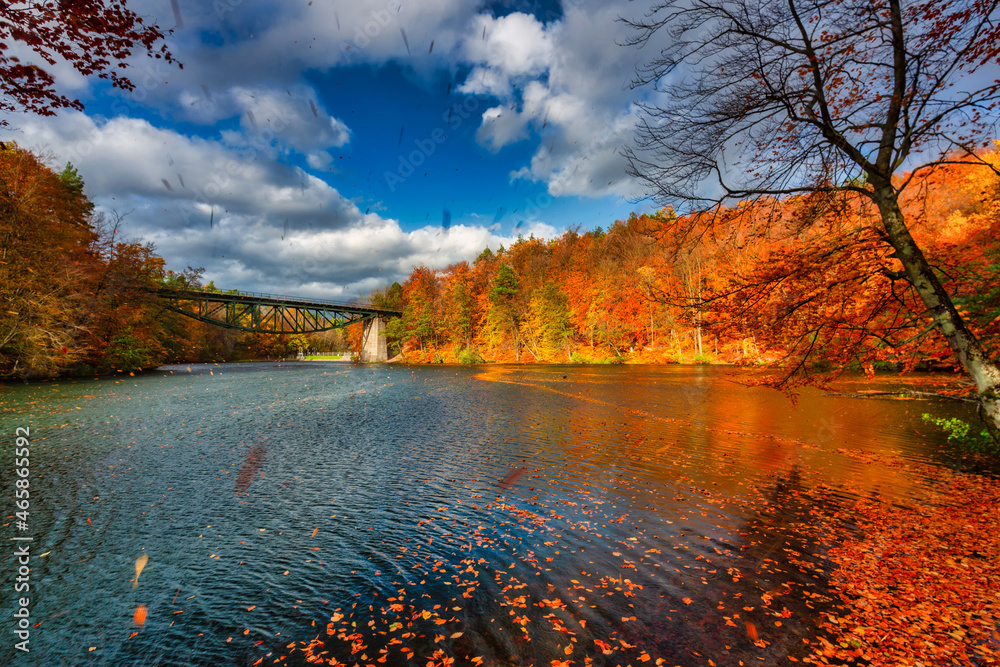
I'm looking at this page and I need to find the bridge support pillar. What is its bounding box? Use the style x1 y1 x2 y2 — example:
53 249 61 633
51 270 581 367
360 316 388 362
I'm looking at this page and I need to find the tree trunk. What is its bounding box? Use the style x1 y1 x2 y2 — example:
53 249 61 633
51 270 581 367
523 337 539 361
877 192 1000 440
693 311 703 357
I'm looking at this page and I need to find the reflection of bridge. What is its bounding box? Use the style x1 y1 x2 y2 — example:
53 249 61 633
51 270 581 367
154 288 401 362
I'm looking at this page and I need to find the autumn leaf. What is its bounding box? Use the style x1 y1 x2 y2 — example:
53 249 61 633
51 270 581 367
133 554 148 589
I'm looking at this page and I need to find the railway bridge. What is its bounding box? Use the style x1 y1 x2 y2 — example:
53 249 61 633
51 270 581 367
154 288 401 362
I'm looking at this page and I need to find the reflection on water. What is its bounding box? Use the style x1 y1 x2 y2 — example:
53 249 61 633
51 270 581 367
0 363 972 665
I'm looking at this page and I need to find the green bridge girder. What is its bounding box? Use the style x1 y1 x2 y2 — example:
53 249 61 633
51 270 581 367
154 288 401 335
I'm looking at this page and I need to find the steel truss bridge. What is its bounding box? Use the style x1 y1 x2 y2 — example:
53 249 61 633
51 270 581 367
154 288 401 335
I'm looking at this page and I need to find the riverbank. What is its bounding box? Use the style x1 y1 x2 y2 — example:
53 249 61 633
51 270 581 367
386 345 735 365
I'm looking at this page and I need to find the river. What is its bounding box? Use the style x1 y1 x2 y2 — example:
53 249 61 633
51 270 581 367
0 363 976 666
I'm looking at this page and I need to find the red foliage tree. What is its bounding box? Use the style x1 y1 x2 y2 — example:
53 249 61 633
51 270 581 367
0 0 179 123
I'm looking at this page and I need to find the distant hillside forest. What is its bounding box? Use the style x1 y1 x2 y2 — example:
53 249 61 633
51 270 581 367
2 142 998 380
359 149 1000 381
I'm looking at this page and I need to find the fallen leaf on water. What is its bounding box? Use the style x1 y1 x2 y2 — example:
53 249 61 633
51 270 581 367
133 554 149 588
235 443 268 494
133 605 147 626
746 621 758 641
499 466 529 489
682 597 692 605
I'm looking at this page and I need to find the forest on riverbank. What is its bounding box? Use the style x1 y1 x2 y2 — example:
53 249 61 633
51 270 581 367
2 141 998 384
360 148 1000 383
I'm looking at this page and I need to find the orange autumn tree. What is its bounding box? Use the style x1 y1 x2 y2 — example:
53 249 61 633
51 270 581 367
87 236 172 372
624 0 1000 438
677 194 928 376
438 261 479 354
0 144 97 376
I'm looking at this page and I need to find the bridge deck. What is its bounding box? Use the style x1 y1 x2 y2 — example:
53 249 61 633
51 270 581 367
155 288 402 316
153 288 401 335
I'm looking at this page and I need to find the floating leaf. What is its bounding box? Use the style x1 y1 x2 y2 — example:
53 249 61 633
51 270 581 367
133 554 149 588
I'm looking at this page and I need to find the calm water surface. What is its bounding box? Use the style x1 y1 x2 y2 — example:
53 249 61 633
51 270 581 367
0 363 975 666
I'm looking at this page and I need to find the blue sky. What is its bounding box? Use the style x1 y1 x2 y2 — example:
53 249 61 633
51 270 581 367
1 0 657 298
